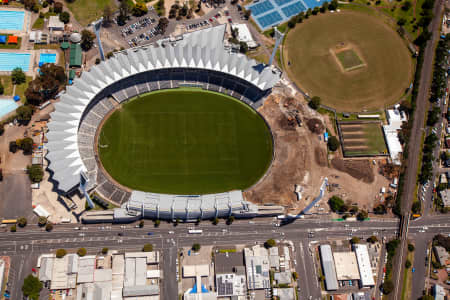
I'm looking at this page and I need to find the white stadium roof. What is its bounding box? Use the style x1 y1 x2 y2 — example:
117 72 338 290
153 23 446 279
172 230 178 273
46 25 280 193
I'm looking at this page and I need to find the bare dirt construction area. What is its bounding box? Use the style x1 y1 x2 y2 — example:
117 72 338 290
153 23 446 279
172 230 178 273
244 91 390 213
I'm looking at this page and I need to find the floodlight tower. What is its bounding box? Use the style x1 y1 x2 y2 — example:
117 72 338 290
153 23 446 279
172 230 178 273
92 18 105 61
268 27 284 66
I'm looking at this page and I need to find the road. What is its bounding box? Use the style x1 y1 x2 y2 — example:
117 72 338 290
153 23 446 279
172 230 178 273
2 216 450 300
392 0 445 298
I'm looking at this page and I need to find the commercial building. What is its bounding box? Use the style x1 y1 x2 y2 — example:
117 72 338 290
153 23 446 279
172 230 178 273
244 245 271 290
353 244 375 287
433 284 446 300
37 251 161 299
273 288 295 300
439 189 450 207
433 246 449 266
214 252 247 297
333 252 360 281
319 245 338 291
48 16 64 31
230 24 258 49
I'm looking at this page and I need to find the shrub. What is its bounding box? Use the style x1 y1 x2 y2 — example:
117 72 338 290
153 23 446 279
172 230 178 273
56 248 67 258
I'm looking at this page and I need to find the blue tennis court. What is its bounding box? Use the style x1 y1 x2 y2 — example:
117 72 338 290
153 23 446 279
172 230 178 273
246 0 329 30
249 1 275 16
0 11 25 31
256 11 283 28
0 52 31 71
39 53 56 65
282 1 307 17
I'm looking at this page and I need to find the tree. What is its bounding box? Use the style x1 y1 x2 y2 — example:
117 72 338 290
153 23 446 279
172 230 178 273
357 210 368 221
212 217 219 225
10 225 16 232
103 5 113 25
328 0 338 10
53 1 63 13
25 64 66 106
405 259 411 268
16 105 33 123
382 280 394 294
308 96 321 110
287 16 297 28
292 272 298 280
27 165 43 183
139 220 145 228
239 42 248 54
59 11 70 24
174 218 180 226
408 243 415 252
17 137 34 154
11 68 26 85
132 2 148 16
119 0 133 19
373 204 387 214
18 217 27 227
77 247 87 256
56 249 67 258
9 141 17 153
327 136 340 152
367 235 378 243
420 295 435 300
328 195 344 212
102 247 109 254
312 6 319 15
401 0 411 10
350 236 360 244
264 239 276 248
192 243 201 252
226 215 235 225
397 18 407 26
0 81 3 95
38 216 48 226
22 275 42 300
412 201 421 214
81 29 96 51
157 17 169 34
24 0 37 10
143 243 153 252
154 219 160 227
45 222 53 231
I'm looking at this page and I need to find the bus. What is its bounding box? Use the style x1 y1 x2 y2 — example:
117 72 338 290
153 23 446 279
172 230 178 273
188 229 203 234
1 219 17 224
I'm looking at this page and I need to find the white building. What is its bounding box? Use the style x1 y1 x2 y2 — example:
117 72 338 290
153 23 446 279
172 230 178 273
231 24 258 49
244 245 270 290
383 107 407 165
333 252 360 281
434 284 446 300
48 16 64 31
353 244 375 287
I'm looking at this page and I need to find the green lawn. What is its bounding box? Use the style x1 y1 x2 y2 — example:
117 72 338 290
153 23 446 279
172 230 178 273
15 77 32 102
32 17 45 29
284 11 413 112
340 122 387 156
336 49 364 70
98 89 273 194
0 76 13 96
0 34 21 49
66 0 117 26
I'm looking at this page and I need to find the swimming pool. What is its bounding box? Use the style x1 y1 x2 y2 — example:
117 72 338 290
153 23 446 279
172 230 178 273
0 11 25 31
0 52 31 71
39 53 56 65
0 99 18 119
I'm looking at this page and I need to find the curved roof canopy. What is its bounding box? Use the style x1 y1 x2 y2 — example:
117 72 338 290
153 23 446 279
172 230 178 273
46 25 281 192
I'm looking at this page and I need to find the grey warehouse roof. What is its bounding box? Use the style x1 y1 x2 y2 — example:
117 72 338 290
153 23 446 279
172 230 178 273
46 24 280 193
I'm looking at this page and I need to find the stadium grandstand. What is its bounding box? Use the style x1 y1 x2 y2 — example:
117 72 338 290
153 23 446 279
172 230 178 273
46 25 282 222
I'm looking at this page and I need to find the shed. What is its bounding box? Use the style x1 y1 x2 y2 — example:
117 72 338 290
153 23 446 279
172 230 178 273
0 36 6 44
69 43 82 67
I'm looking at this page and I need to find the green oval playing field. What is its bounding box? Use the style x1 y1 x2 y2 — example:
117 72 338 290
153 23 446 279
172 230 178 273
284 11 413 112
98 89 273 194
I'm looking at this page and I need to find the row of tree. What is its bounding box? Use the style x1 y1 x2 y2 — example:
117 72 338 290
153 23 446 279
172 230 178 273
328 195 369 220
287 0 338 28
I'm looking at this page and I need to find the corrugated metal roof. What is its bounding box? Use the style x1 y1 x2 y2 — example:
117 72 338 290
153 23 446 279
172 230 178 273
319 245 338 291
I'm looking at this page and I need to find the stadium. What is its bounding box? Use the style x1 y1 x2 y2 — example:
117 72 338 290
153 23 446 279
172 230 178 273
45 25 281 222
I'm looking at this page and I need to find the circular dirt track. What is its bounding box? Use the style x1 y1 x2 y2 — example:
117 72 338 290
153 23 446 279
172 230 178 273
97 89 274 195
284 11 413 112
